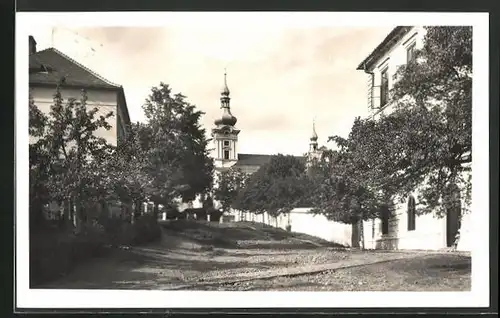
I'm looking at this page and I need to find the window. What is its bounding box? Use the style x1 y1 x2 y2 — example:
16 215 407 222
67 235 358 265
380 68 389 107
381 205 389 235
406 42 416 63
223 140 230 147
407 196 416 231
224 150 230 160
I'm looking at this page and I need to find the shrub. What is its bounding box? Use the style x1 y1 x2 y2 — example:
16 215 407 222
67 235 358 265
129 215 162 245
208 207 222 222
29 223 108 286
30 215 162 286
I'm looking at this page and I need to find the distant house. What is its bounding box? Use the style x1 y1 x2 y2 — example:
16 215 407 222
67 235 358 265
28 35 131 146
356 26 471 251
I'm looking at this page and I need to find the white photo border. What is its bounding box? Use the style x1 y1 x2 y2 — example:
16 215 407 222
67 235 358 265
15 11 490 309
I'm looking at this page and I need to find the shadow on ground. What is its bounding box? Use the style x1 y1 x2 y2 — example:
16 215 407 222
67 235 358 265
159 220 346 250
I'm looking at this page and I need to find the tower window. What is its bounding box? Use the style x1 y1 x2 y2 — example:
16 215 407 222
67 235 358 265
407 195 416 231
224 150 230 160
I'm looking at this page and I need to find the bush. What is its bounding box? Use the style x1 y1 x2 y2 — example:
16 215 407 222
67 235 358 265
129 215 162 245
29 223 108 286
30 215 162 286
165 205 181 220
208 208 222 222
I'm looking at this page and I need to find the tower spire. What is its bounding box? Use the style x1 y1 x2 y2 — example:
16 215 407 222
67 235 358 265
310 118 318 141
309 118 318 152
214 69 237 126
222 68 230 96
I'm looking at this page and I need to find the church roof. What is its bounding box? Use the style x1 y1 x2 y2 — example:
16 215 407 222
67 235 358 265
234 154 273 167
29 47 121 89
233 153 307 168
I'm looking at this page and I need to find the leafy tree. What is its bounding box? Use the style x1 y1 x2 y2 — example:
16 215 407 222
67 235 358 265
29 94 50 229
308 147 389 249
212 167 248 215
141 83 214 218
106 122 153 221
29 87 115 231
234 154 311 217
390 26 472 217
314 26 472 248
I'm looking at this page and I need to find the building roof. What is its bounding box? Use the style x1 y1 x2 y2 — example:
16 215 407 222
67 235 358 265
233 153 306 168
234 154 273 167
29 47 131 126
356 26 413 71
29 47 121 89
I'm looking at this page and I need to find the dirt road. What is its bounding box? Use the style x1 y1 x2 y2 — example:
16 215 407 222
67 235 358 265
37 221 471 291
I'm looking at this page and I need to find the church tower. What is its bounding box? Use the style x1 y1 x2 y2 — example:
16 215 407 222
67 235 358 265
212 71 240 169
307 119 323 165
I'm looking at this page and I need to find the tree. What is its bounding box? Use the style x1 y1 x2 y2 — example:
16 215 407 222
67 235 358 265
29 94 50 229
316 26 472 248
309 147 389 249
234 154 311 217
106 122 152 221
390 26 472 218
141 83 214 218
213 167 248 215
30 86 115 231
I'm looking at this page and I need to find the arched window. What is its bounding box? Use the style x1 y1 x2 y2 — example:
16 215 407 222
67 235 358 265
407 195 416 231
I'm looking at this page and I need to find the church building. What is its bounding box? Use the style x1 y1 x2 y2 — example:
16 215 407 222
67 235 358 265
206 72 353 247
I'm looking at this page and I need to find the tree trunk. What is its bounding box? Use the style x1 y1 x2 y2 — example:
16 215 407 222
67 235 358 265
153 202 159 221
133 200 142 222
75 197 83 233
451 213 463 250
351 222 360 248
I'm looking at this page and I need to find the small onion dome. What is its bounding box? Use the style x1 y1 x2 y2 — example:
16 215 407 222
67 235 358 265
221 73 230 95
214 109 237 126
310 128 318 141
221 83 230 95
310 119 318 141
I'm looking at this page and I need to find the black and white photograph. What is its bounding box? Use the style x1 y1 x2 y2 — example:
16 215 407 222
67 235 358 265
16 12 490 309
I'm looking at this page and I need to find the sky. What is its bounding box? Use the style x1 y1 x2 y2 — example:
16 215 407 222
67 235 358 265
28 25 393 156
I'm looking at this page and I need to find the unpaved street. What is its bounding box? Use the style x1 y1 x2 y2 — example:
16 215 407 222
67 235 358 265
37 221 471 291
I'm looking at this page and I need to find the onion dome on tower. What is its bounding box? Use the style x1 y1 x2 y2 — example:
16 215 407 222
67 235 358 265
214 71 237 126
309 119 318 152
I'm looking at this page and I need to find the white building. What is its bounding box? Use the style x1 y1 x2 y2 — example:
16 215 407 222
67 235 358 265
28 35 132 220
356 26 471 251
29 35 130 146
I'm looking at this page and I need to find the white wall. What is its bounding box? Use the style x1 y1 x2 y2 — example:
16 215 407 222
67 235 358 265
30 86 119 146
289 208 352 247
362 195 472 251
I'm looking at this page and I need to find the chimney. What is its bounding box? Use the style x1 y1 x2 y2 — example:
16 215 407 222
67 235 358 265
29 35 37 55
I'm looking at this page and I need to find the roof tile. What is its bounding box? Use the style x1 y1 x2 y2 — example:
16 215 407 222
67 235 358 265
29 48 120 89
